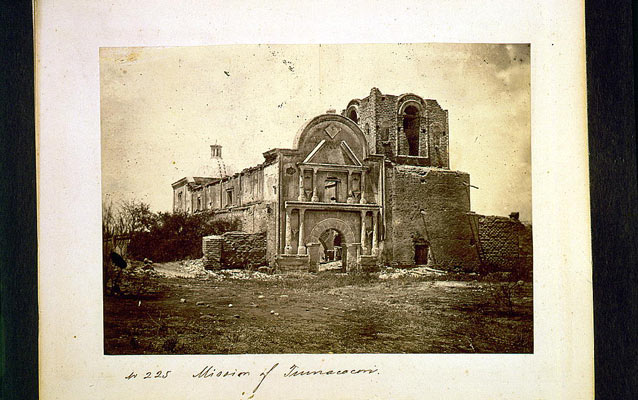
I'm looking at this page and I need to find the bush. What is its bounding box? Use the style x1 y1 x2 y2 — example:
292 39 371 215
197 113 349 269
128 211 241 262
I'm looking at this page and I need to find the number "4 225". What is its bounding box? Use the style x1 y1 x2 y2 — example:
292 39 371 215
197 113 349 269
125 370 172 380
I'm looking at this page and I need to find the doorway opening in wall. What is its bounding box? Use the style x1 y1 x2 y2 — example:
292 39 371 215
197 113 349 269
414 243 429 265
318 228 346 272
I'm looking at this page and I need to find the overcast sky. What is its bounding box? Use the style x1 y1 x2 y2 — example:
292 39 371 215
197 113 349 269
101 43 531 221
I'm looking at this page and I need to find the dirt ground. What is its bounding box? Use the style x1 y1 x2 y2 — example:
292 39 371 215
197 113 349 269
104 261 533 354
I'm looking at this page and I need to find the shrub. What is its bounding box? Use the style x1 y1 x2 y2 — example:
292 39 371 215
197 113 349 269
128 210 241 262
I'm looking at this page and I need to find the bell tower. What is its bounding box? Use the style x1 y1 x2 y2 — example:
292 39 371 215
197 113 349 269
342 88 449 169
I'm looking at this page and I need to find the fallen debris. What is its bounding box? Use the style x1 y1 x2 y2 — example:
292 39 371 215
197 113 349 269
378 266 446 280
155 259 284 281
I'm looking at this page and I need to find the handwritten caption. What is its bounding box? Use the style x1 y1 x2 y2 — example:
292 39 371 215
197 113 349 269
124 363 379 396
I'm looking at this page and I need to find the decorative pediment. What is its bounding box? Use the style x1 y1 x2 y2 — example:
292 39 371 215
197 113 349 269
292 115 368 162
303 139 362 166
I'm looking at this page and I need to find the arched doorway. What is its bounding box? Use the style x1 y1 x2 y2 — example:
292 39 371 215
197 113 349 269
307 218 357 272
318 228 345 271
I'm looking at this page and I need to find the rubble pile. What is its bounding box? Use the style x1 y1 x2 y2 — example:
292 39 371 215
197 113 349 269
377 266 446 280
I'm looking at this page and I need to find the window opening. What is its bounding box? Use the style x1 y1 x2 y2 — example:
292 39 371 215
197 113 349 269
403 105 419 156
324 177 340 202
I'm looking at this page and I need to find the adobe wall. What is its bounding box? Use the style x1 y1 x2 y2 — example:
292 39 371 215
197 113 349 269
202 235 222 269
209 202 277 264
386 165 480 270
423 100 449 168
202 231 267 270
173 184 192 213
355 88 399 157
185 160 277 212
476 215 533 275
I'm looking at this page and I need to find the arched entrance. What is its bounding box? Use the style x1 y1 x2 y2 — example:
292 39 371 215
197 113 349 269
307 218 357 272
318 228 345 271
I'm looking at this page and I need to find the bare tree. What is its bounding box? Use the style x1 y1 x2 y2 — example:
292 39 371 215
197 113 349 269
102 199 157 238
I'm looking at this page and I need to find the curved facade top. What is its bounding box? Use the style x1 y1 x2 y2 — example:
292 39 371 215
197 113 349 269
292 113 369 161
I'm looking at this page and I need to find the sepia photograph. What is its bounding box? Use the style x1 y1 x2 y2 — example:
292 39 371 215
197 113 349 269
100 43 533 355
34 0 595 397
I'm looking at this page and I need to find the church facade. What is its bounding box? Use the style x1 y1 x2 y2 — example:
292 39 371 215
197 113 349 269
172 88 485 272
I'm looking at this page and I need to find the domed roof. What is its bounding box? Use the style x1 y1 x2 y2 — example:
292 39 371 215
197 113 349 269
194 145 232 178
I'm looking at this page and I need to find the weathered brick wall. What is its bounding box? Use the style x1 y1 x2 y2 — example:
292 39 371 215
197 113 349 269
347 89 449 169
356 88 399 157
373 91 399 157
387 165 480 270
202 235 222 269
235 167 263 205
476 215 533 275
424 100 449 168
209 202 277 263
187 161 273 212
202 231 267 270
356 97 376 156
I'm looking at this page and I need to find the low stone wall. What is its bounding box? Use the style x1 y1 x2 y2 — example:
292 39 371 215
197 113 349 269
202 231 267 270
276 254 309 272
202 235 223 269
208 202 277 264
476 215 533 276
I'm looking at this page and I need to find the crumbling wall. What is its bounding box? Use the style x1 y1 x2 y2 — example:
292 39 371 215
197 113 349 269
477 215 533 276
210 202 276 262
202 231 267 270
423 100 449 168
202 235 223 269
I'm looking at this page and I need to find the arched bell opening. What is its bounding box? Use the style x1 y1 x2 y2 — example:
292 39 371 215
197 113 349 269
347 107 359 124
403 105 420 156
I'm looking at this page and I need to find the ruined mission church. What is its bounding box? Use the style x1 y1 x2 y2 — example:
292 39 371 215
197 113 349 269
172 88 503 272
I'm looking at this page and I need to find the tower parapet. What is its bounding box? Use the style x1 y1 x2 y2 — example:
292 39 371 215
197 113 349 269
342 88 449 168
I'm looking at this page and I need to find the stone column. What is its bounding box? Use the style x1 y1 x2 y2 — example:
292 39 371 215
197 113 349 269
307 243 320 272
297 208 306 255
371 211 379 256
360 170 367 204
298 167 306 201
347 170 354 203
360 210 368 255
284 208 293 255
346 243 359 272
311 168 319 202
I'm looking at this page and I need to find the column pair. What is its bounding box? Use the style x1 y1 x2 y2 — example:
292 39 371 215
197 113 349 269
284 208 307 255
359 210 379 256
298 167 318 202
